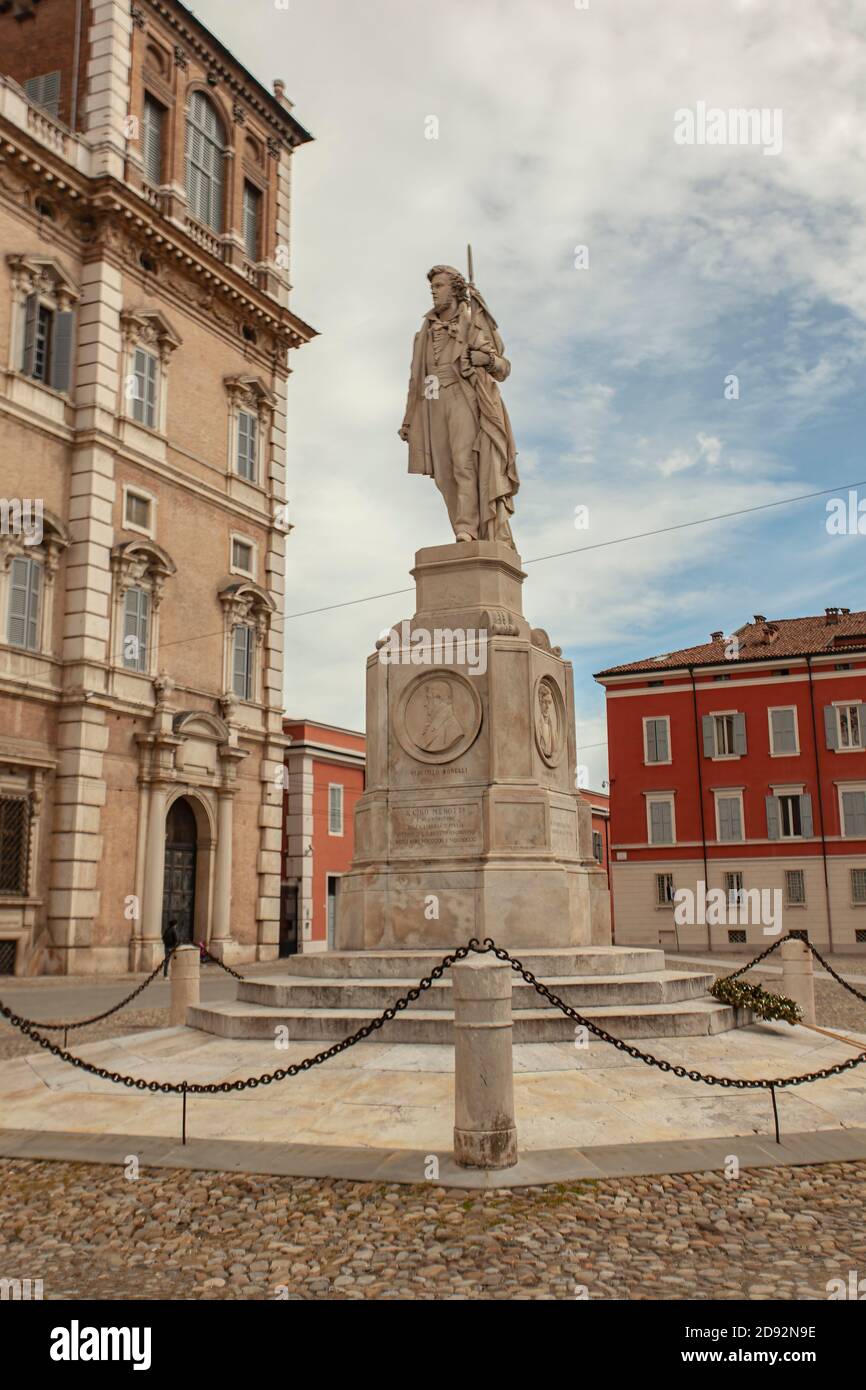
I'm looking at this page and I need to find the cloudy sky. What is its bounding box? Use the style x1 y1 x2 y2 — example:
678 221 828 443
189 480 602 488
198 0 866 788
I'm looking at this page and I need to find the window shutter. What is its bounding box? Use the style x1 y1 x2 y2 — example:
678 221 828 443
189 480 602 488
8 557 29 646
842 791 866 838
799 793 813 838
26 71 61 120
656 720 669 762
733 712 747 755
718 799 732 841
49 311 74 393
143 97 163 183
21 294 38 376
824 705 839 750
145 351 157 427
26 561 41 650
650 801 671 844
858 705 866 747
701 715 713 757
766 795 780 840
237 411 249 472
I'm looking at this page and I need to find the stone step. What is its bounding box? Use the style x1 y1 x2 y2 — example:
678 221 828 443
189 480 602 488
269 946 667 980
237 970 714 1012
188 998 739 1044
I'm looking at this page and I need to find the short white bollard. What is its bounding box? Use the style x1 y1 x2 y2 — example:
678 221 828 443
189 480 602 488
170 944 200 1026
452 954 518 1169
781 937 815 1025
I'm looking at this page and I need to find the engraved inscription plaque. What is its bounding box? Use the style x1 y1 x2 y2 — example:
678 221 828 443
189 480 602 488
391 802 482 855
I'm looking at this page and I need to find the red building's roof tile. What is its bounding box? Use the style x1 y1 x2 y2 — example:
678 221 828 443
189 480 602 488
595 610 866 678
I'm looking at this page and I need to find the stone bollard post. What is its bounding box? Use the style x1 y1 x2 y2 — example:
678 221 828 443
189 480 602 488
781 937 815 1025
452 955 518 1169
170 944 200 1026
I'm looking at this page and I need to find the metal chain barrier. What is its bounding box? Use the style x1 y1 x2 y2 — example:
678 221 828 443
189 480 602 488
714 931 866 1004
0 945 472 1094
0 937 863 1098
477 940 866 1092
199 947 246 982
0 955 170 1033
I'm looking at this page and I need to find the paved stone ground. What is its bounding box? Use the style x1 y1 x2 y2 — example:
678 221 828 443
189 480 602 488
0 1157 863 1300
0 1007 171 1061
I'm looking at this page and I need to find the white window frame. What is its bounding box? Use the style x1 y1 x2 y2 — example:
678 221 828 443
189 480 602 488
229 533 257 579
723 871 745 910
119 311 180 442
768 705 800 757
642 716 671 766
328 783 344 837
122 484 156 538
851 868 866 906
785 868 806 907
838 784 866 840
655 872 675 907
714 789 744 843
834 702 863 752
777 791 804 839
710 711 738 759
645 792 676 846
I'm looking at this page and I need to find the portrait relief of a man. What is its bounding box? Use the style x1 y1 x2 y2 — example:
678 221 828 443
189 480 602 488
399 264 519 547
418 679 465 752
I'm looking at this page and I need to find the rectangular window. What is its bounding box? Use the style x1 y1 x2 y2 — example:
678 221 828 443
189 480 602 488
7 556 42 651
724 872 744 909
655 872 674 906
237 410 258 480
852 870 866 905
592 829 603 863
838 705 863 750
232 624 254 701
124 491 151 531
648 797 674 845
122 587 150 672
328 784 344 836
25 71 61 120
22 297 74 393
243 182 262 261
231 539 253 574
785 869 806 905
715 715 735 756
142 95 164 184
841 791 866 838
644 718 670 764
0 796 31 895
779 794 802 838
132 347 158 429
770 707 798 755
716 794 743 842
728 929 746 944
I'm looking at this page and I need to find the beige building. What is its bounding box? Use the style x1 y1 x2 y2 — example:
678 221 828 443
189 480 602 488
0 0 315 974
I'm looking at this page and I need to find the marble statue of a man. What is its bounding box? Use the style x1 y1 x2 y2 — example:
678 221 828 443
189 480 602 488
399 265 519 546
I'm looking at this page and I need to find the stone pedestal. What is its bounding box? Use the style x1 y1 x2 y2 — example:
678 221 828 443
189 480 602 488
337 541 611 950
170 944 200 1026
781 937 816 1024
453 955 518 1169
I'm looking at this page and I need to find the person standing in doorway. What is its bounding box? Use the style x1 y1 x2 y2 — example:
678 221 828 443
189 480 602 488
161 917 179 979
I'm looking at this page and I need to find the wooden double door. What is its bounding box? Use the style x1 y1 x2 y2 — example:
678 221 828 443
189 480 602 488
161 798 197 945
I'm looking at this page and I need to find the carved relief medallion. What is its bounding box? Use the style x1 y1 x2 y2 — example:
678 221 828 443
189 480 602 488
394 671 482 765
534 675 565 768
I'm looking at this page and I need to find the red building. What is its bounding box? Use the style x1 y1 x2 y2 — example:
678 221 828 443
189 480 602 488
595 608 866 952
282 720 364 954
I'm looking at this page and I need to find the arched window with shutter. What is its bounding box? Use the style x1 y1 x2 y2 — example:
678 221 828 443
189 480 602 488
185 91 225 232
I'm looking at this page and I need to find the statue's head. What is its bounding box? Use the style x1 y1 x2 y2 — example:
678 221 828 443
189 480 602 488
427 264 467 312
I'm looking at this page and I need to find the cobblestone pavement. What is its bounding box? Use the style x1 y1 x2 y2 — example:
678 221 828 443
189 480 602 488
0 1158 863 1300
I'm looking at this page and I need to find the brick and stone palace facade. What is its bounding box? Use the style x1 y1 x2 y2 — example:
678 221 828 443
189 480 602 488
0 0 314 973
